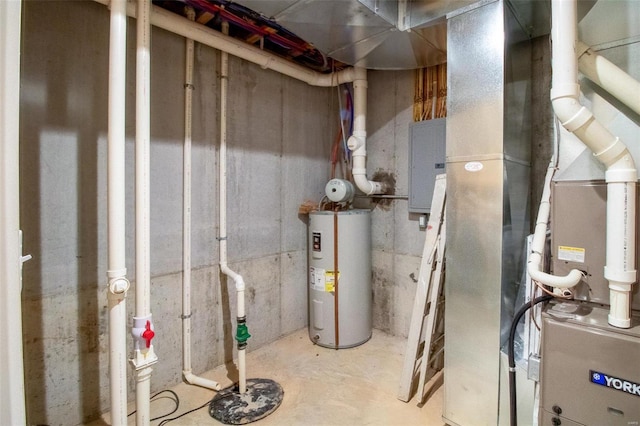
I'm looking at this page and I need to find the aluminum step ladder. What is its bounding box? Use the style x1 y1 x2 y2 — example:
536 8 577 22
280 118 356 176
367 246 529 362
398 174 446 403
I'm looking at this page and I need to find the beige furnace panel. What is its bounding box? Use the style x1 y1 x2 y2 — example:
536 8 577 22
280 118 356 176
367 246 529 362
551 180 640 310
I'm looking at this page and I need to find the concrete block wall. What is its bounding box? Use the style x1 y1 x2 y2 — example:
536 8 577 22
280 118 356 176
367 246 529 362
19 2 334 424
365 71 427 337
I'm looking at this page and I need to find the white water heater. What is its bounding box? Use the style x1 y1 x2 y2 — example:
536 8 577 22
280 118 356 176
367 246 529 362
308 209 372 348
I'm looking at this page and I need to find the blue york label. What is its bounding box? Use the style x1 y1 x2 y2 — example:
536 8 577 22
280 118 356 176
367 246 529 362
590 370 640 398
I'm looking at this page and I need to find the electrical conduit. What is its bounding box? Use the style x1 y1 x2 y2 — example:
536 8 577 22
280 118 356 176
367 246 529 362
551 0 637 328
218 21 250 394
106 0 130 424
181 6 221 392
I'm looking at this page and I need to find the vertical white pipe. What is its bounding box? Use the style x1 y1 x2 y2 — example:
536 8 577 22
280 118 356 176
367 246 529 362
178 7 221 392
348 67 385 195
107 0 129 424
133 1 156 424
0 1 26 424
182 5 195 379
218 21 248 395
135 0 152 325
551 0 637 328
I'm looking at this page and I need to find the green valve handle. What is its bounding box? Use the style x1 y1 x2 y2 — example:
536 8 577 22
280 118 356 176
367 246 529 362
235 323 251 343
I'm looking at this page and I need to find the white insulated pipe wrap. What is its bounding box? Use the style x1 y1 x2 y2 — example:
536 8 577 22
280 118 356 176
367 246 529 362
551 0 637 328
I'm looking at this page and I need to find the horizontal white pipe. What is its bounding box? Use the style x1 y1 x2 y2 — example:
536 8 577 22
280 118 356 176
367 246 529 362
184 372 222 391
527 163 583 289
93 0 354 87
0 1 26 423
107 0 129 423
577 41 640 117
551 0 637 328
92 0 385 197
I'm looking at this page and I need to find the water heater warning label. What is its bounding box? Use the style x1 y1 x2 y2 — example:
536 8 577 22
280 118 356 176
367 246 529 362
310 267 326 292
558 245 585 263
309 267 339 293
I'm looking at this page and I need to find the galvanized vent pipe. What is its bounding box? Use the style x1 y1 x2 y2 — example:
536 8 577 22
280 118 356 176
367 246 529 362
550 0 637 328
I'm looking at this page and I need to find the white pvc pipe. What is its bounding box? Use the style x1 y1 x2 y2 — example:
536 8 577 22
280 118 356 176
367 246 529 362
527 162 584 289
135 0 152 322
133 1 157 424
218 21 249 395
348 67 385 195
0 1 26 424
551 0 637 328
92 0 383 193
181 6 221 392
577 41 640 117
107 0 130 424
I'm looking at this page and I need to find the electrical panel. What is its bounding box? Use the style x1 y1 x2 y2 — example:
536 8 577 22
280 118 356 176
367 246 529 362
408 118 446 213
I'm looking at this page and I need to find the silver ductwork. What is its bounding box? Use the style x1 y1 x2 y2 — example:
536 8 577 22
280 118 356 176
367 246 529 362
444 1 532 424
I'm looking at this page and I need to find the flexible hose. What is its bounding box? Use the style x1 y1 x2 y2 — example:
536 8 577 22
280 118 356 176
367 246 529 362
508 295 553 426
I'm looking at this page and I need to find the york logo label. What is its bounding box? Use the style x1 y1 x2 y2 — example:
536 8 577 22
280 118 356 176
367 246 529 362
590 370 640 397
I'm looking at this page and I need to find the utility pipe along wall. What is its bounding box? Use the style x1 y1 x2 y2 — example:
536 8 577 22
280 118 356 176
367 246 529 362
550 0 637 328
92 0 384 196
0 1 27 424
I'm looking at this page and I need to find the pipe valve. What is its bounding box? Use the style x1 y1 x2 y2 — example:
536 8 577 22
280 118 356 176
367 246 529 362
130 315 158 369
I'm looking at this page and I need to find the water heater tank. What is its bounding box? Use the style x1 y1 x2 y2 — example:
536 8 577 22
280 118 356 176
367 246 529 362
308 209 372 348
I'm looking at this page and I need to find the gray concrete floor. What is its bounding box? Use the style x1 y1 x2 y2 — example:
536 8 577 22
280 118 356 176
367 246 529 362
93 328 444 425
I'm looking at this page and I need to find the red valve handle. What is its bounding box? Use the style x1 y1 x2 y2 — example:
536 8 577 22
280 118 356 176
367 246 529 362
142 320 155 348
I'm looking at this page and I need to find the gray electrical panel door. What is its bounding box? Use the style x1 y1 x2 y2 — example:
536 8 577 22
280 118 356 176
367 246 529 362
409 118 446 213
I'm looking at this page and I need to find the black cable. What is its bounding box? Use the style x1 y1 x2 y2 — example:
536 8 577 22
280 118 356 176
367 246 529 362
127 389 180 421
157 398 212 426
508 295 553 426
